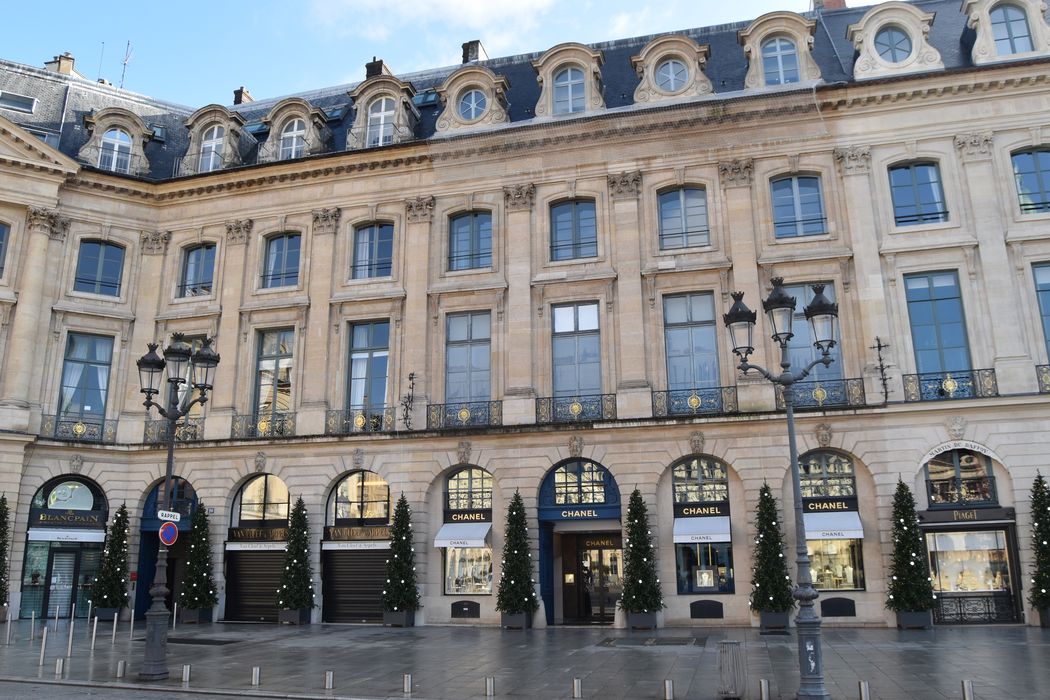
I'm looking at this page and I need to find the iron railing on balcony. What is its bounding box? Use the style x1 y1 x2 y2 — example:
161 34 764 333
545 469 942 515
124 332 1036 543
536 394 616 424
346 124 415 151
776 378 867 410
926 475 998 507
231 413 296 439
427 401 503 429
1037 365 1050 394
78 144 150 177
902 369 998 402
143 418 205 444
40 415 117 444
652 386 738 418
325 406 396 435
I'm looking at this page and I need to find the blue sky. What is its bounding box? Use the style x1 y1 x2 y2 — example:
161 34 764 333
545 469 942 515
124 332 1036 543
6 1 846 107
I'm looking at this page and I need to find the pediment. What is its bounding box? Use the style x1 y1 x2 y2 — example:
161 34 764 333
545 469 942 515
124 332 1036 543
0 114 78 175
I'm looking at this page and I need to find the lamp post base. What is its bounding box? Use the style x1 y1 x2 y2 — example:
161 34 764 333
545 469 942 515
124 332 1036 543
138 607 170 680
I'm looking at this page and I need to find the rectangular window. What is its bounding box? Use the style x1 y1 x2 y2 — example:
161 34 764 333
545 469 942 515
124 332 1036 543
663 292 719 390
905 272 972 374
550 200 597 261
348 321 389 411
927 530 1011 594
58 333 114 421
0 222 8 277
771 176 826 238
445 312 490 402
1011 150 1050 213
353 223 394 279
658 188 709 249
0 91 35 113
255 329 294 420
448 212 492 271
782 283 842 381
73 241 124 296
889 162 948 226
675 543 734 594
444 546 493 595
806 539 864 591
180 244 216 297
262 233 300 288
1035 264 1050 361
552 302 601 397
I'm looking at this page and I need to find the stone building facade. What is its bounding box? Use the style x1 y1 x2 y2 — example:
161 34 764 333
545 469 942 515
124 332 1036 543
1 0 1049 628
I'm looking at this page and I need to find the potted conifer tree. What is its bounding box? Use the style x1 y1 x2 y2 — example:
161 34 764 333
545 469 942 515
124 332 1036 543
886 480 935 629
620 489 664 629
276 496 315 624
496 490 538 628
750 483 794 633
178 501 218 623
0 495 9 613
1028 473 1050 627
382 493 420 626
93 503 130 621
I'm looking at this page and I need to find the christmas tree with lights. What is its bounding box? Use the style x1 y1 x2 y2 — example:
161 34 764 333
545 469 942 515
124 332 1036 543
276 496 315 617
178 501 218 614
1028 473 1050 625
0 494 9 610
94 503 130 612
750 483 794 615
886 480 935 625
620 489 664 622
496 490 538 623
382 493 420 624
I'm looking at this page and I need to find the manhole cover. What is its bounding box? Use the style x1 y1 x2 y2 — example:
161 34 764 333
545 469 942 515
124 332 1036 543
598 637 704 648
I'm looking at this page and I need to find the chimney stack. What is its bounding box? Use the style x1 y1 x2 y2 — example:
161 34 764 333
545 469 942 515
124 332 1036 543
44 52 76 75
365 57 389 79
812 0 847 10
233 86 254 105
462 40 489 64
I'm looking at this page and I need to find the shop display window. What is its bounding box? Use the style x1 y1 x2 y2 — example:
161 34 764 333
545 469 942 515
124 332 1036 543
927 530 1011 593
674 543 734 594
806 539 864 590
444 546 492 595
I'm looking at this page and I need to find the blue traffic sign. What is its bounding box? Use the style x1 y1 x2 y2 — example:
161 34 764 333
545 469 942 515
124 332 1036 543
159 521 178 546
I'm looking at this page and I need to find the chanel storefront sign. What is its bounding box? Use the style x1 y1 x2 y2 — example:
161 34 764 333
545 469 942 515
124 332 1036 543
803 497 859 513
673 502 729 518
443 509 492 524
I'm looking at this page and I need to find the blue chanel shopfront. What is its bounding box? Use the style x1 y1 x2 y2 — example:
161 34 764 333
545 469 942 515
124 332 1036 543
537 459 622 625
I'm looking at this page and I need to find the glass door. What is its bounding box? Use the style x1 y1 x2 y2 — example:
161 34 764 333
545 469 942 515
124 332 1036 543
579 546 623 624
45 550 77 618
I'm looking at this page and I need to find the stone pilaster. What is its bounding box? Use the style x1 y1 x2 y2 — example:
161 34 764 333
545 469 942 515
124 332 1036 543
207 219 253 438
502 184 537 425
402 197 434 430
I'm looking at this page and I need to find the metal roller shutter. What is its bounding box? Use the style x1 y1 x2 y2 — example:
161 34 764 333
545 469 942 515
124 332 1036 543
322 550 386 623
224 551 284 622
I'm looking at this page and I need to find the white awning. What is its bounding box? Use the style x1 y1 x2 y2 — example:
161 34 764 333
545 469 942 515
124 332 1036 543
434 522 491 548
27 528 105 543
804 511 864 540
672 516 732 544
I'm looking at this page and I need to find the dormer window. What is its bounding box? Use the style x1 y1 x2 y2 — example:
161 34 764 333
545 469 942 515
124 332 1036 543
874 26 912 63
631 35 712 102
991 4 1034 54
280 119 306 160
762 38 799 85
367 97 396 147
457 89 486 121
99 129 132 173
964 0 1050 64
199 125 224 172
553 67 585 114
655 59 687 92
848 3 943 79
434 65 510 133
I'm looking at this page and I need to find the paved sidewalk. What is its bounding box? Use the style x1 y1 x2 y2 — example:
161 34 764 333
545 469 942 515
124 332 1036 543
0 620 1048 699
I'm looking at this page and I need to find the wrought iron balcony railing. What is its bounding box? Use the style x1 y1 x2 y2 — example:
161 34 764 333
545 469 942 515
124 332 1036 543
427 401 503 429
41 415 117 444
775 378 867 410
325 406 396 435
926 476 998 508
902 369 998 402
1037 365 1050 394
143 418 205 444
231 413 296 439
652 386 738 417
536 394 616 424
346 124 415 151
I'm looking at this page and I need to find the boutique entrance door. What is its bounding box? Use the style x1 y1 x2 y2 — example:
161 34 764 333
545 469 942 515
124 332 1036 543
561 533 622 624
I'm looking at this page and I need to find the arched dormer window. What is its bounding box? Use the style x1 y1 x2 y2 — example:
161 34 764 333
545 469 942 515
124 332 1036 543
366 98 395 147
99 129 132 173
199 125 225 172
964 0 1050 64
180 104 248 176
435 65 510 133
738 12 821 89
346 66 419 150
532 43 605 118
328 470 390 526
235 474 289 527
280 119 306 160
77 107 153 176
847 2 944 80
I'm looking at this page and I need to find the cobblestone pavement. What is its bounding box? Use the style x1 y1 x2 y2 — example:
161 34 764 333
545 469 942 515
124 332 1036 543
0 620 1048 699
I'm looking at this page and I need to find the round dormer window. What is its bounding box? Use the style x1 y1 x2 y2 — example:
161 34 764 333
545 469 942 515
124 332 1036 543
874 26 912 63
655 58 688 93
457 89 487 121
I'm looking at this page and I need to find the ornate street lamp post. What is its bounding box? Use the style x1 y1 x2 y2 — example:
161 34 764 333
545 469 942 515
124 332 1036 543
723 278 838 700
135 333 220 680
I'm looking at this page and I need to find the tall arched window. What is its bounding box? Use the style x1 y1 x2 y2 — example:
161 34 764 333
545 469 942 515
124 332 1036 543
761 37 800 85
925 449 997 506
32 477 106 512
990 4 1034 55
553 460 606 504
236 474 289 527
366 97 395 147
445 467 493 511
279 119 306 160
329 470 389 525
145 477 197 518
672 456 728 503
800 451 856 498
199 124 225 172
553 67 585 114
98 128 132 173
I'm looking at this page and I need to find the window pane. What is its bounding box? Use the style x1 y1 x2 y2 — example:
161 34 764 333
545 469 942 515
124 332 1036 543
577 303 599 331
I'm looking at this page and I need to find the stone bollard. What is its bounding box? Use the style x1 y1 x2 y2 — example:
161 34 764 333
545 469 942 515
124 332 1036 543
759 678 771 700
65 617 75 657
38 627 48 666
962 680 975 700
183 664 191 683
30 611 35 643
572 677 583 698
55 657 64 677
252 666 261 686
4 611 11 645
116 659 126 678
858 680 871 700
403 673 412 693
485 677 495 696
91 617 98 651
663 679 674 700
717 640 745 699
325 670 334 690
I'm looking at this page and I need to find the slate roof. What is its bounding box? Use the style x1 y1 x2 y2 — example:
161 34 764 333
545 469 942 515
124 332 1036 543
0 0 1039 182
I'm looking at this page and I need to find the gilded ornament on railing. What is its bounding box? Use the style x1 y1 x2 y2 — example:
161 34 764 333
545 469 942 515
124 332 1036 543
941 373 959 398
687 393 701 410
1038 365 1050 394
353 413 367 429
73 422 87 437
257 419 269 434
903 374 920 402
457 407 472 423
811 385 828 406
569 401 583 417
